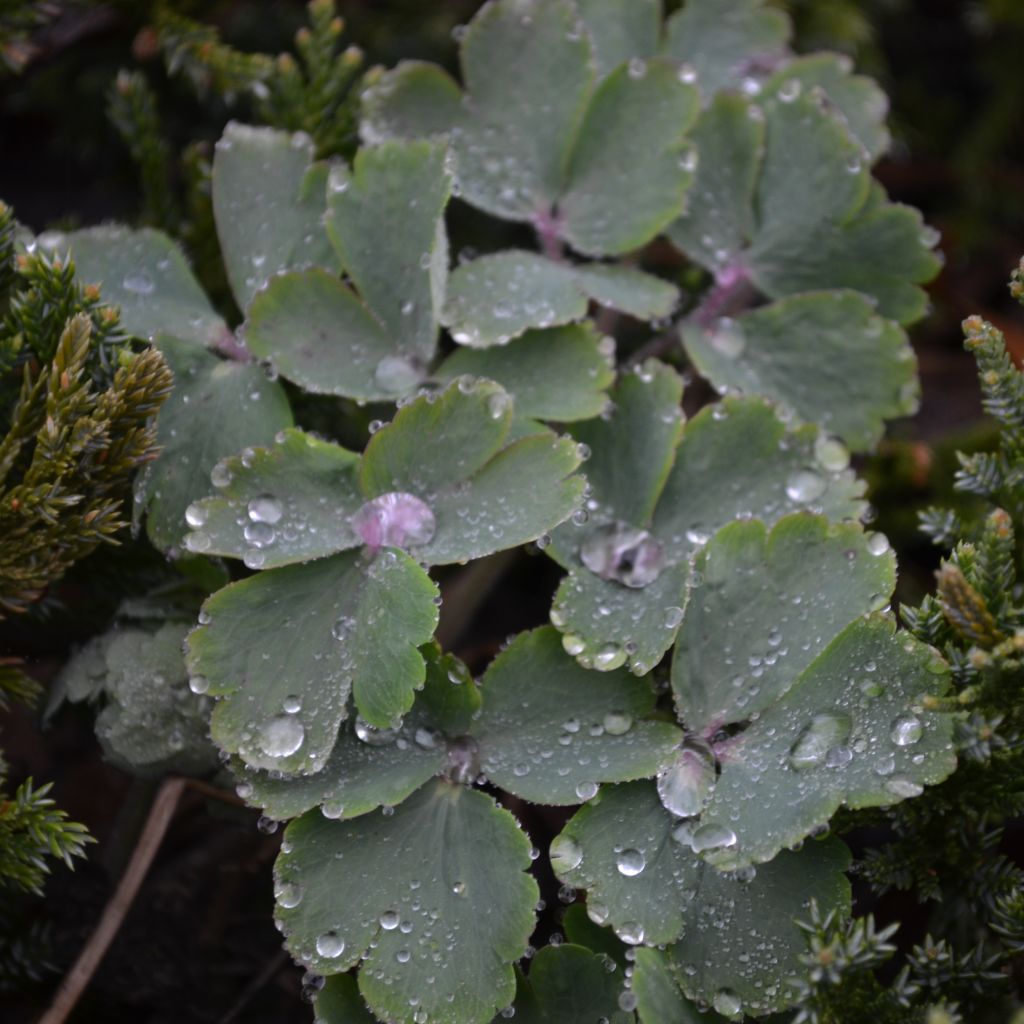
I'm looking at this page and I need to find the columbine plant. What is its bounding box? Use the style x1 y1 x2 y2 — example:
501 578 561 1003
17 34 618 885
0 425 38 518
46 0 963 1021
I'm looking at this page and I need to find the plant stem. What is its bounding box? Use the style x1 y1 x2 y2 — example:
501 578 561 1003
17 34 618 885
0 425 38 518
38 775 188 1024
631 264 756 365
533 208 565 263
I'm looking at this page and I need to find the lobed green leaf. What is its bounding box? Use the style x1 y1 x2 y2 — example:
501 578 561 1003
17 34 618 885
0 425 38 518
275 781 538 1024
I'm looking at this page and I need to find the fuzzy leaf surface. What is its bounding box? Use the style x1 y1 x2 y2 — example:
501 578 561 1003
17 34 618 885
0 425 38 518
314 975 377 1024
662 0 790 99
275 782 537 1024
633 949 725 1024
683 291 916 450
235 646 479 821
473 628 681 803
553 782 850 1015
135 336 292 552
558 58 699 256
183 428 363 568
359 380 585 564
508 945 632 1024
436 324 614 423
686 615 956 868
576 0 660 77
361 0 697 255
672 515 895 735
442 251 678 348
187 548 439 771
59 622 217 777
244 141 450 400
324 140 450 361
549 382 866 675
65 227 228 348
212 122 336 311
764 53 890 160
668 93 939 323
664 93 762 273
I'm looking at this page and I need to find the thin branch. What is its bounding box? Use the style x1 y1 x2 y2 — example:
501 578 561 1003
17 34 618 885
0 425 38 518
218 949 290 1024
38 775 188 1024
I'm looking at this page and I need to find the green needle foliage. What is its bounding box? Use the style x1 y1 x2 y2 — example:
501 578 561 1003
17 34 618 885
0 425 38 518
0 664 91 896
0 203 173 616
154 0 364 158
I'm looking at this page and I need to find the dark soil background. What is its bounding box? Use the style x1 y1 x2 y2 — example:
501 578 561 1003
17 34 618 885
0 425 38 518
3 1 1024 1021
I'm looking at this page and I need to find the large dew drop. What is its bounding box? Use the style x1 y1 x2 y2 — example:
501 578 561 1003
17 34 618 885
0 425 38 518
657 738 717 818
315 931 346 958
615 848 646 877
788 713 852 769
891 714 923 746
550 834 583 873
580 523 665 589
258 714 305 758
374 355 421 394
690 822 737 854
351 492 436 551
713 989 743 1018
785 468 827 504
248 494 283 524
355 715 398 746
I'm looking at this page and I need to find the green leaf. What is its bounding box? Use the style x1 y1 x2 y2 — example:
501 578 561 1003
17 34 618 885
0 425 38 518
672 515 896 735
182 428 363 568
325 140 450 361
212 122 336 312
360 379 586 565
361 61 463 144
750 182 941 326
361 1 697 256
436 324 614 423
559 58 699 257
633 949 719 1024
576 0 661 79
275 782 538 1024
135 336 292 552
570 264 680 321
244 268 399 400
473 628 681 803
442 251 678 348
244 140 451 400
65 226 228 348
508 945 632 1024
561 904 629 970
314 974 377 1024
59 622 218 777
552 781 850 1016
453 0 597 220
235 646 480 821
689 613 956 869
566 361 685 531
186 548 439 771
764 53 890 161
682 291 917 450
664 93 763 274
663 840 851 1018
662 0 790 99
754 92 869 241
442 252 589 348
549 389 866 675
668 93 939 324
